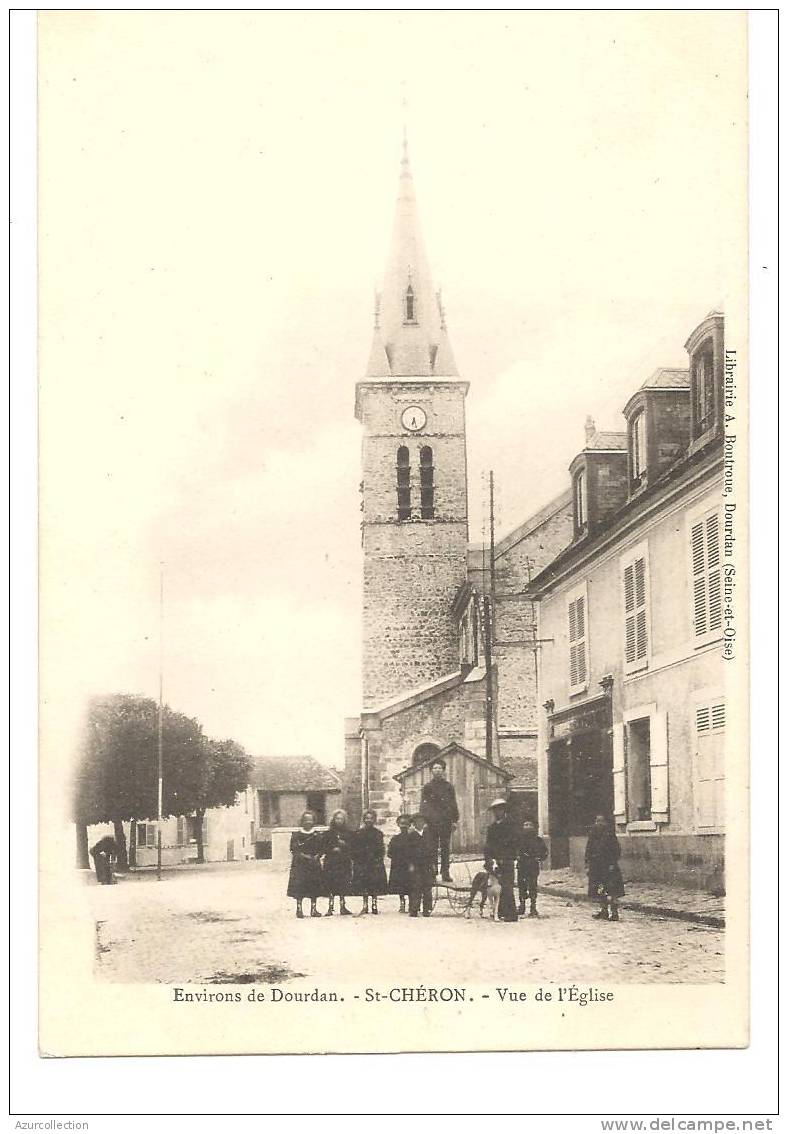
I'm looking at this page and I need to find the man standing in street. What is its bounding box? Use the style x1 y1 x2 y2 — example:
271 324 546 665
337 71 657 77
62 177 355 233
420 757 459 882
483 799 520 922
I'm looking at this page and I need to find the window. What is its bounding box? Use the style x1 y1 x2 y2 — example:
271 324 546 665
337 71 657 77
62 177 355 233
694 698 725 831
396 446 411 520
567 584 588 693
630 410 647 483
420 446 434 519
574 469 587 530
692 341 715 437
626 718 652 820
613 708 669 825
621 544 650 673
689 508 722 642
305 792 326 825
413 742 441 767
405 285 415 322
176 816 186 846
137 823 156 848
260 791 280 827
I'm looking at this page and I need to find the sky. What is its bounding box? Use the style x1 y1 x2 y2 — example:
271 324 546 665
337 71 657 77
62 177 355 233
38 11 747 769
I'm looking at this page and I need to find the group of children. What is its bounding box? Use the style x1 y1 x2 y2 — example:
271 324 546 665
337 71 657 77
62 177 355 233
286 805 562 921
286 808 437 918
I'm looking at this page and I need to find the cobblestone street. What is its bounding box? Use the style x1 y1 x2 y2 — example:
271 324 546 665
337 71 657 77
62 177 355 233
90 861 724 986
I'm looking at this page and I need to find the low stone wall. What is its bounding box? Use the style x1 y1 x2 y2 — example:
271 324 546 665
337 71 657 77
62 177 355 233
567 833 725 893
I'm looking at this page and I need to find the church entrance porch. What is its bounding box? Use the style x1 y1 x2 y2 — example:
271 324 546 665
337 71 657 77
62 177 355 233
546 696 613 868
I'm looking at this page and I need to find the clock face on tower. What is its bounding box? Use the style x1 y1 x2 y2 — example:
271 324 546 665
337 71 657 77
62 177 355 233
401 405 427 432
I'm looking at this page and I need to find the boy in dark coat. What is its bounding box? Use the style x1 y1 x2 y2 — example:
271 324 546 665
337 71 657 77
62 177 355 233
483 799 519 922
420 758 459 881
517 820 548 917
387 814 413 913
351 810 387 915
585 814 625 921
406 813 436 917
89 835 118 885
287 810 324 918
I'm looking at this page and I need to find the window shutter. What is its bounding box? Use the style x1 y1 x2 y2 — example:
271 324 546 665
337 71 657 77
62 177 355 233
706 514 722 633
695 700 725 830
691 520 707 635
612 723 626 819
649 710 669 816
691 511 722 640
623 564 636 664
176 816 185 846
575 595 586 685
635 558 647 660
568 589 588 691
622 551 649 672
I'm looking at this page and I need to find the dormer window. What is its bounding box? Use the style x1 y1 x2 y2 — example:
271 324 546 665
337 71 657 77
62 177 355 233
630 409 647 484
574 469 587 530
404 285 416 323
692 340 715 437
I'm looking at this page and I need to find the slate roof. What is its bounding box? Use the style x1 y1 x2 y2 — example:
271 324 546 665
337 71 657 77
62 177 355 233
639 366 690 390
586 430 627 451
248 755 341 793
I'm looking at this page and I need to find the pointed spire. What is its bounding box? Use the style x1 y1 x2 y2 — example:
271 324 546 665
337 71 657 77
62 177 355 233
365 136 459 379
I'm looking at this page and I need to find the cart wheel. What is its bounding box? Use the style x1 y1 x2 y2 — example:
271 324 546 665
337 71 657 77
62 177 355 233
447 888 469 916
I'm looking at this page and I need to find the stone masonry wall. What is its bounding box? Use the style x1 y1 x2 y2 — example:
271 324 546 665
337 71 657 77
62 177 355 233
359 380 468 708
489 494 574 791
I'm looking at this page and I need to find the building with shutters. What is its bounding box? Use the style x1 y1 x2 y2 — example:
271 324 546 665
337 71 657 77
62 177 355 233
526 312 727 892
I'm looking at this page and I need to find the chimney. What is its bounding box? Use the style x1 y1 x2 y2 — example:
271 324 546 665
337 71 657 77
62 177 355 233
584 416 596 446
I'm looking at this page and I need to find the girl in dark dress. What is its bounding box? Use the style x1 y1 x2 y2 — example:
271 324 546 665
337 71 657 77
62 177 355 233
287 810 324 918
585 814 625 921
351 809 388 915
386 814 413 913
321 809 354 917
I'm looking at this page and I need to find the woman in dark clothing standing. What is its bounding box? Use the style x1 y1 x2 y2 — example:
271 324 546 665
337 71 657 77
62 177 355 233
386 814 413 913
287 810 324 918
351 810 388 915
585 814 625 921
321 809 354 917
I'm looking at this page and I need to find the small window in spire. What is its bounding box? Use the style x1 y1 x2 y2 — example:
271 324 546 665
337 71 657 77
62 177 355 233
397 446 411 520
420 446 434 520
404 285 416 323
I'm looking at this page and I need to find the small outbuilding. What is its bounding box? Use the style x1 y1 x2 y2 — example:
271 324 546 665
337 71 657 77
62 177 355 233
393 741 513 854
250 755 342 858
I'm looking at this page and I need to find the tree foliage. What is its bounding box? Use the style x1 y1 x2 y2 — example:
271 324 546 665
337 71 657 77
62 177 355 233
73 695 252 854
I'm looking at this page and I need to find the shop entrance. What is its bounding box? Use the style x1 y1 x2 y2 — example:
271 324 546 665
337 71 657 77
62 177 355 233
547 699 614 858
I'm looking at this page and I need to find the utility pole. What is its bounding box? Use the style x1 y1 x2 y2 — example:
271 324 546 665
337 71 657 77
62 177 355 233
483 594 494 762
488 470 496 645
484 471 496 763
157 562 164 881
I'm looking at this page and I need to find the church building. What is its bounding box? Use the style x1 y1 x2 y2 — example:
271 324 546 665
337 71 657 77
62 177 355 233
343 141 571 841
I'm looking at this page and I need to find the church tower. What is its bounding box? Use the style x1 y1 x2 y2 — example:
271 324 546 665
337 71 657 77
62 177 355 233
355 139 469 710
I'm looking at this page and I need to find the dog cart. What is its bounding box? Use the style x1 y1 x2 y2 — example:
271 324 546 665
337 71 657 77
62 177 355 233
430 861 476 916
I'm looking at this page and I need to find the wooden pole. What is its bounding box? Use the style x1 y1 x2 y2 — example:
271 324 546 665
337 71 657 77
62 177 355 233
484 598 493 763
488 470 496 645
